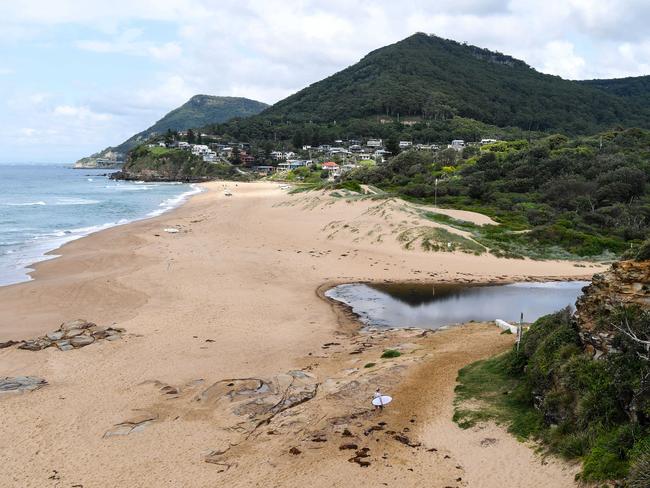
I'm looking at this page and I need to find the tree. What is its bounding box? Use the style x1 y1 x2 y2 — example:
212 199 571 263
385 136 400 156
187 129 196 144
164 129 174 145
231 146 241 164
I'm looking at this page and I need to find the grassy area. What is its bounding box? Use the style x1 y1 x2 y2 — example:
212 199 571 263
423 211 618 261
146 146 173 156
397 226 486 254
453 353 544 438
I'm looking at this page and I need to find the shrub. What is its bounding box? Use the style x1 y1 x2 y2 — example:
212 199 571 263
364 362 376 368
381 349 401 359
635 239 650 261
628 450 650 488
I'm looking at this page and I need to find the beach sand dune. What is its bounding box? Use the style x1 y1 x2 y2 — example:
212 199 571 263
0 182 596 487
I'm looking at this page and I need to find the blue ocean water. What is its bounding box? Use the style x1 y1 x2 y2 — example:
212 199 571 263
0 164 200 286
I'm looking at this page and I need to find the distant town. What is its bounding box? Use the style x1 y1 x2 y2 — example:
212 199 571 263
141 131 500 178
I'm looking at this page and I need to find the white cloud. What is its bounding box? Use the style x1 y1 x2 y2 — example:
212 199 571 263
3 0 650 162
76 29 182 60
539 41 587 80
53 105 112 121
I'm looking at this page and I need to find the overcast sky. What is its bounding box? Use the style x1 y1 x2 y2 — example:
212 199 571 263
2 0 650 163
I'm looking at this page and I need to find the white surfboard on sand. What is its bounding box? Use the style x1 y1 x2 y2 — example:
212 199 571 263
372 395 392 407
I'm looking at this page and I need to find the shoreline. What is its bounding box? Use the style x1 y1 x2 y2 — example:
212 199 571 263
0 182 601 486
0 178 203 289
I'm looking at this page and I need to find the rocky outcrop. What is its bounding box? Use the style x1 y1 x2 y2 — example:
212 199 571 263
575 259 650 356
0 376 47 395
73 150 124 169
0 319 124 352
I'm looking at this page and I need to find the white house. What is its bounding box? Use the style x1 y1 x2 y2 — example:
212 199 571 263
202 151 217 162
480 138 498 145
177 141 190 149
191 144 210 155
367 139 383 148
399 141 413 149
449 139 465 151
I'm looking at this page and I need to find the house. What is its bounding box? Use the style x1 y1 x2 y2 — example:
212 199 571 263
270 151 286 160
278 160 310 171
449 139 465 151
302 145 312 151
158 141 167 147
252 165 275 175
367 139 383 148
399 141 413 149
321 161 340 176
401 120 418 126
240 153 255 165
177 141 190 149
202 151 217 162
191 144 210 155
349 144 363 153
480 138 498 145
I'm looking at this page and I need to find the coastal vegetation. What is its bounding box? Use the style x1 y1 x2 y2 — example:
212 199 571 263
113 146 248 182
453 249 650 484
345 129 650 259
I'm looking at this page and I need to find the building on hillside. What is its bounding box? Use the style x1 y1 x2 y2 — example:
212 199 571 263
240 153 255 165
202 151 217 162
270 151 286 160
480 138 498 145
191 144 210 155
449 139 465 151
177 141 190 149
399 141 413 149
252 165 275 175
367 139 383 148
321 161 340 176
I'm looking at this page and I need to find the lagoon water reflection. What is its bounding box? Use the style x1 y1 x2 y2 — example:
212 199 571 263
325 281 589 329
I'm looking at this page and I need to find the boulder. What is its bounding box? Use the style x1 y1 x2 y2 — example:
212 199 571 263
0 376 47 395
18 339 51 351
64 328 85 339
60 319 94 331
46 331 64 341
56 341 74 352
0 340 18 349
70 335 95 348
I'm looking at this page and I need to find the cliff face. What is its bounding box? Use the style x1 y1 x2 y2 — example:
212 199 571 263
575 259 650 357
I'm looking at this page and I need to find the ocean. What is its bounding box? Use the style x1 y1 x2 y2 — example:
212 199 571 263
0 163 200 286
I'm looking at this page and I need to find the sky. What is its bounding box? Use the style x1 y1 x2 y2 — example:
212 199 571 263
1 0 650 163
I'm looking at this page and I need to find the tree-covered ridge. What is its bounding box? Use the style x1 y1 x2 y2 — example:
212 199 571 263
581 75 650 109
247 33 650 135
347 128 650 258
114 95 268 154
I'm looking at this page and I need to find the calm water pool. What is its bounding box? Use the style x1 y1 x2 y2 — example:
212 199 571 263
325 281 589 329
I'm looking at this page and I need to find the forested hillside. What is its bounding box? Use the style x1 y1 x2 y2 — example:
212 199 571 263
208 33 650 143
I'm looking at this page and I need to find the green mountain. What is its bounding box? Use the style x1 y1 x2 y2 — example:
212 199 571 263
74 95 268 168
215 33 650 139
114 95 268 153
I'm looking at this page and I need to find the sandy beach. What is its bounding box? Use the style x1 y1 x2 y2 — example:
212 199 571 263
0 182 600 487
